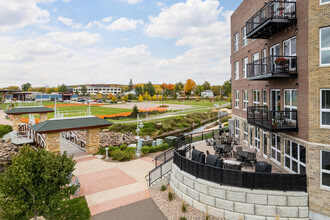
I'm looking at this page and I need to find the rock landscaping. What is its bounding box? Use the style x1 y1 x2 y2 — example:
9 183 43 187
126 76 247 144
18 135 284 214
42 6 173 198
0 139 19 173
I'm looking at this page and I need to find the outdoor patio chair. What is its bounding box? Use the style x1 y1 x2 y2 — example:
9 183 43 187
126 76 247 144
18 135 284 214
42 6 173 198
192 148 205 164
226 137 233 145
244 152 255 168
233 146 243 161
222 145 232 158
255 161 272 173
206 150 223 168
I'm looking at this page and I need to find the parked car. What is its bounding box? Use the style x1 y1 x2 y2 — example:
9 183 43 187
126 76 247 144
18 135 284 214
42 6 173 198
97 100 102 103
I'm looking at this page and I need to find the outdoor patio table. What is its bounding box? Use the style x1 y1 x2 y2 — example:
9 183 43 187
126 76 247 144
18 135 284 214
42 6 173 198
237 151 249 158
223 160 242 166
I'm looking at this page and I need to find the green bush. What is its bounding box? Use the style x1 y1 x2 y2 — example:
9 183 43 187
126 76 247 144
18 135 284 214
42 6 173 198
161 185 167 191
141 146 150 154
125 147 136 153
0 125 12 138
111 149 134 161
96 147 106 155
119 144 127 151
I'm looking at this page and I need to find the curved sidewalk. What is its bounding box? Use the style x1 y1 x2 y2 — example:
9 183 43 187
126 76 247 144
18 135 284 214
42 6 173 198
73 152 165 219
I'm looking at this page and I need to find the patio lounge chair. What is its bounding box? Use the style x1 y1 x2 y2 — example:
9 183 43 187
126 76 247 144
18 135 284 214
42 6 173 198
206 150 223 168
233 146 243 160
192 148 205 164
255 161 272 173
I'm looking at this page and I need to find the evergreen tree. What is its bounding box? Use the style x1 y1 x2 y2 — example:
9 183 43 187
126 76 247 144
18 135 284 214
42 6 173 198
128 79 133 91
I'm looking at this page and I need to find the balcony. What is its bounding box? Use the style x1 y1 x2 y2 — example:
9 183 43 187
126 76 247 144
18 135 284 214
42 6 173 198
247 106 298 132
247 55 297 80
246 1 296 39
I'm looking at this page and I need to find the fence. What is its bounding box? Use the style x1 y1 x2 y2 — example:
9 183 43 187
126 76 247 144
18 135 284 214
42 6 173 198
154 148 174 167
175 129 219 149
147 158 173 186
173 150 307 192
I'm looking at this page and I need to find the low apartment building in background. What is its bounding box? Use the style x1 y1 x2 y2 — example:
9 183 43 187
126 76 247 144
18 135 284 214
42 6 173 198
71 84 122 95
231 0 330 219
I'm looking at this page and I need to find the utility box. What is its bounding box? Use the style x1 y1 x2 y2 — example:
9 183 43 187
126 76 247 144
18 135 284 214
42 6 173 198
164 136 177 147
156 139 163 146
152 141 156 147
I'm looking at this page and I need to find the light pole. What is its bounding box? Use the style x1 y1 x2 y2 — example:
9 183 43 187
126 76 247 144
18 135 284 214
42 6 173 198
136 114 144 139
136 114 144 157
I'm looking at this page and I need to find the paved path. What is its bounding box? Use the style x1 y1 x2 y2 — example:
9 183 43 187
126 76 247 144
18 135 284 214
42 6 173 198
117 103 230 124
0 110 12 126
72 151 160 219
103 102 194 111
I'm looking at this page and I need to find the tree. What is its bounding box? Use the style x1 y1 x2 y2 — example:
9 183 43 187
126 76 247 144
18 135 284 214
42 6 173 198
211 85 221 96
21 83 32 92
124 95 129 102
184 79 196 95
81 85 87 96
222 80 231 97
2 86 20 91
202 81 211 90
138 95 143 102
128 79 133 91
108 93 114 100
174 83 181 93
0 146 77 220
144 81 155 96
111 96 117 103
152 94 157 101
58 84 67 93
158 94 162 101
131 105 139 118
135 85 143 96
194 85 204 96
97 93 103 100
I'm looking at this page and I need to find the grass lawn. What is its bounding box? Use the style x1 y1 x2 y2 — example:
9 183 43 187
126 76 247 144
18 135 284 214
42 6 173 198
157 100 229 108
43 196 91 220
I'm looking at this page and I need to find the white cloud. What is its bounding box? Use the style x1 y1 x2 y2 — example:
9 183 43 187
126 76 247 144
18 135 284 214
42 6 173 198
102 17 112 23
106 17 144 31
0 0 52 31
121 0 142 4
47 31 102 47
62 0 72 2
156 2 165 8
58 16 73 26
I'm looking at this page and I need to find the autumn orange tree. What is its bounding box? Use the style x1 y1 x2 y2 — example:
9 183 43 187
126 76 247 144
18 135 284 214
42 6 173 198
184 79 196 95
108 93 114 100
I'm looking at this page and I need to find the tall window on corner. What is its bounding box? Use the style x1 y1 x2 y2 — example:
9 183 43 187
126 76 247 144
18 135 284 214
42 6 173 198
320 27 330 66
321 89 330 127
235 61 239 80
234 33 239 51
242 26 247 47
235 90 239 108
321 150 330 188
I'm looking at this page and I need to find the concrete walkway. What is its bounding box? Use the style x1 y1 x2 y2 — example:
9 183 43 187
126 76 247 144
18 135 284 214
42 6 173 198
0 110 12 126
72 151 160 219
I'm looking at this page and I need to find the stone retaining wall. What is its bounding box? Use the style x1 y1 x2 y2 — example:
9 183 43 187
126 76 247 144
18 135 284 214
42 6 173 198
170 164 309 220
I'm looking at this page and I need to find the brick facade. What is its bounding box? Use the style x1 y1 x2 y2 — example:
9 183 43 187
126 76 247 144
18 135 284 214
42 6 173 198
231 0 330 219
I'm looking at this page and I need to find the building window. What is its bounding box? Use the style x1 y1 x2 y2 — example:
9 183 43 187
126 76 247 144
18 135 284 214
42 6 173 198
321 150 330 188
321 89 330 127
243 90 248 110
235 119 240 137
321 0 330 5
284 139 306 174
243 57 248 78
242 26 247 47
263 131 268 156
263 90 267 107
285 89 297 120
234 32 239 51
235 61 239 80
253 90 260 106
271 134 281 163
249 125 253 148
320 27 330 66
254 127 261 150
243 122 248 142
235 90 239 108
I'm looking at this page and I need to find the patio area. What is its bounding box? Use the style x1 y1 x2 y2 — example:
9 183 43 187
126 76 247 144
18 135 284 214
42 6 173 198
190 138 286 174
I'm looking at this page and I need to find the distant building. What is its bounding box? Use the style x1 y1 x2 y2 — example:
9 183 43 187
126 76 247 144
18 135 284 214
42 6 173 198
4 92 78 102
124 90 136 96
201 90 214 98
72 84 122 95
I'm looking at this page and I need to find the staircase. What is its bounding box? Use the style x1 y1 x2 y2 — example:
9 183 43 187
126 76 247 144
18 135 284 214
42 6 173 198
60 131 86 151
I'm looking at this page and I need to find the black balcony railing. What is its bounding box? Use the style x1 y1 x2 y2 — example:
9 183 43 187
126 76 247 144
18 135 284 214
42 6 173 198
247 55 297 80
247 106 298 132
173 150 306 192
246 1 296 39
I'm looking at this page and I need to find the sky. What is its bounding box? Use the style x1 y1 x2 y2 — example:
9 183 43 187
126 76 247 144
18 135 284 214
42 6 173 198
0 0 243 88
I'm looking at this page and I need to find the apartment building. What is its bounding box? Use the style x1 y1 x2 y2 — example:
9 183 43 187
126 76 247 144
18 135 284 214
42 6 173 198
231 0 330 219
72 84 122 95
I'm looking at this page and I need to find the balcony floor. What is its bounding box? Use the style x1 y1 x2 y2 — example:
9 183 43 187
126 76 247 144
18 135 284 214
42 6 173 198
193 140 287 174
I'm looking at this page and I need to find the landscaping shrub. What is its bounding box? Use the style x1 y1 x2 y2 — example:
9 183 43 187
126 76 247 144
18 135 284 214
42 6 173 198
181 202 187 213
96 147 106 155
119 144 127 151
111 149 134 161
125 147 136 154
0 125 12 138
141 146 150 154
161 185 167 191
168 191 174 201
179 217 187 220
